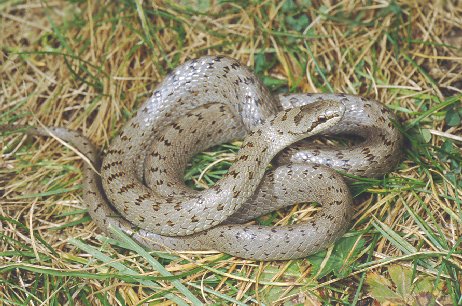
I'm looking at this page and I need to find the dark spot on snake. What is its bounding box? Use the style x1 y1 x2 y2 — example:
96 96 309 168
255 157 262 167
333 200 342 206
106 149 123 155
102 160 122 170
293 109 305 125
134 193 150 205
106 171 124 182
238 155 248 161
243 77 253 85
361 147 371 154
118 183 136 194
212 185 222 193
227 170 239 178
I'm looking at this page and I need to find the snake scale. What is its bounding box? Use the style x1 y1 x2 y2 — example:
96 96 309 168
4 56 402 260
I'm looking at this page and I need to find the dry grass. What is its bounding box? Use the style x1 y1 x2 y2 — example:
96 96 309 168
1 0 461 305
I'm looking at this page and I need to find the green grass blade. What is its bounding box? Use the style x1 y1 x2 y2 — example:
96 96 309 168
109 226 203 305
69 239 190 306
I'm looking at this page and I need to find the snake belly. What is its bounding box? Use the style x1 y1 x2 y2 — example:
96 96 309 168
7 56 402 260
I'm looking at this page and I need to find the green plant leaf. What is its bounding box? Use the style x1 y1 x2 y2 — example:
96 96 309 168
307 235 365 278
285 15 310 32
445 108 461 126
366 272 403 303
254 262 317 305
388 265 412 297
367 265 445 305
419 128 432 143
412 277 434 294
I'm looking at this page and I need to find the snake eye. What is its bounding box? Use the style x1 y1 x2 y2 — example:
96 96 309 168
317 115 327 123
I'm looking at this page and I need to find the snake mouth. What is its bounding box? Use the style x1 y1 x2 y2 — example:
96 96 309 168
293 100 345 132
283 112 340 137
309 113 339 132
316 114 329 124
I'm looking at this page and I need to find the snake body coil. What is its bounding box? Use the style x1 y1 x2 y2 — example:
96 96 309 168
7 56 402 260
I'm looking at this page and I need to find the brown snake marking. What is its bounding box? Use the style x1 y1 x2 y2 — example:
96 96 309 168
2 56 402 260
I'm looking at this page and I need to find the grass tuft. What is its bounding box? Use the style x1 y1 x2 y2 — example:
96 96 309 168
1 0 461 304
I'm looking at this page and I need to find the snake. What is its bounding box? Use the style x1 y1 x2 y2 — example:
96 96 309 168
2 56 402 260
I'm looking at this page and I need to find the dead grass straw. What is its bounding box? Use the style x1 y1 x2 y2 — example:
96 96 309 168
1 0 461 304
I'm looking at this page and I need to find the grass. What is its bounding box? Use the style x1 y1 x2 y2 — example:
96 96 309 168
1 0 461 304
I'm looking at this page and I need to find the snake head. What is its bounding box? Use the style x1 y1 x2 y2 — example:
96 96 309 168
267 100 345 139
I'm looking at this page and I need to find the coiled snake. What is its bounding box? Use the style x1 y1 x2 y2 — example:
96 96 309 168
4 56 402 260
